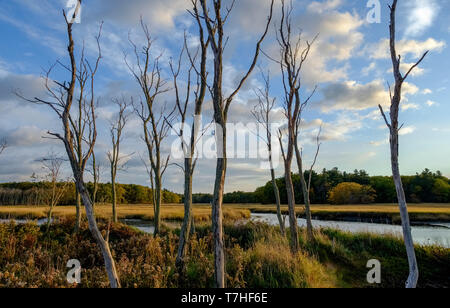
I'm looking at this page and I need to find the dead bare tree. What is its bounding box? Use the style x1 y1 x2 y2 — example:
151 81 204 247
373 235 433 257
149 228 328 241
17 7 121 288
294 118 321 242
126 20 174 236
90 150 100 208
273 0 316 252
0 139 7 157
378 0 428 288
251 71 285 236
40 154 69 231
200 0 274 288
171 1 211 270
107 97 131 223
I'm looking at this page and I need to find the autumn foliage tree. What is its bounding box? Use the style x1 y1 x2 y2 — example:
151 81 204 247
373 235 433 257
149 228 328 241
328 182 376 205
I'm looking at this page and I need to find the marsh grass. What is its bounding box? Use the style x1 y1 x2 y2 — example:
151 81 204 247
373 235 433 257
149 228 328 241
228 203 450 223
0 204 251 222
0 218 448 288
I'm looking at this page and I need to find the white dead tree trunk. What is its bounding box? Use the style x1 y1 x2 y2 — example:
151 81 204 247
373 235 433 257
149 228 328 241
108 97 131 223
171 2 211 271
251 71 285 236
18 8 121 288
273 0 316 252
378 0 428 289
126 20 174 236
200 0 274 288
293 91 320 242
89 150 100 209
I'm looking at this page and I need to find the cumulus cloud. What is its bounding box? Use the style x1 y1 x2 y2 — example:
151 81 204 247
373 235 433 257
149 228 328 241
263 0 365 86
0 70 45 103
399 126 416 136
405 0 439 37
317 80 388 112
367 38 445 60
86 0 190 29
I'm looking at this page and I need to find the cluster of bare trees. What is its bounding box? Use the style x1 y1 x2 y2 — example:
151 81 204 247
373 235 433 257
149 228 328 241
11 0 426 289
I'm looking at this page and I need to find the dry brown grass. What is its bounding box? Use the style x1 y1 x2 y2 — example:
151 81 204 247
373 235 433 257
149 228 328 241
1 203 449 222
0 203 250 222
226 203 450 214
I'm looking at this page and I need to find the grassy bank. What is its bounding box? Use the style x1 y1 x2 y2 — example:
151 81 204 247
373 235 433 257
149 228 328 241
1 203 449 224
228 203 450 223
0 204 250 222
0 218 448 288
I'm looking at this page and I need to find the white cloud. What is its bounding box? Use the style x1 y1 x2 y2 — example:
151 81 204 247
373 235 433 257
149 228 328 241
362 62 377 76
426 100 437 107
265 0 365 86
399 126 416 136
422 88 432 94
401 103 420 111
367 38 445 60
370 139 388 147
307 0 342 14
405 0 439 37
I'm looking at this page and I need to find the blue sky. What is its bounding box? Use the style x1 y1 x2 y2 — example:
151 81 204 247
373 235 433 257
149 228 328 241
0 0 449 193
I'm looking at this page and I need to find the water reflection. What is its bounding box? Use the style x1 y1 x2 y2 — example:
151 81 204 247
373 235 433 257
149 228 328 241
251 213 450 248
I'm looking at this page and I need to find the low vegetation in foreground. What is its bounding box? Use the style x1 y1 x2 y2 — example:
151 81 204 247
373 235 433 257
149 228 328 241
0 218 448 288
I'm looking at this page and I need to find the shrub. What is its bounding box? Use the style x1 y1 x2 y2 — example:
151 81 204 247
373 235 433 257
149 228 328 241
328 182 376 205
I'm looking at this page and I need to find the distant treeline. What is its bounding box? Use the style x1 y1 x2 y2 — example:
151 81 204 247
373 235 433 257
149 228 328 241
0 182 181 206
192 168 450 204
1 168 449 206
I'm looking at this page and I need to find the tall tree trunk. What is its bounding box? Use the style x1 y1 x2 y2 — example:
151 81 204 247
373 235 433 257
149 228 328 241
212 156 226 288
270 168 285 236
76 179 121 288
390 127 419 288
75 189 81 232
176 157 194 269
154 174 162 236
268 137 285 236
295 144 314 241
380 0 427 288
284 161 299 252
111 169 118 223
190 214 196 235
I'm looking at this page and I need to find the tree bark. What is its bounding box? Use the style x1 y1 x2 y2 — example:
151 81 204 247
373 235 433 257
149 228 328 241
76 178 121 288
284 160 299 252
111 167 118 223
212 155 226 288
176 157 194 268
153 174 162 236
270 168 285 236
390 130 418 288
294 143 313 241
75 190 81 232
